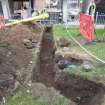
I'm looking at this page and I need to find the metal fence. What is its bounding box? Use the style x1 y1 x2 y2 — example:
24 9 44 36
40 12 63 25
95 11 105 25
40 11 105 26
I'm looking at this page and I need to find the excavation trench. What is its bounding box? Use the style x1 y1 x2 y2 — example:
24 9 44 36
1 24 103 105
55 73 105 105
32 26 105 105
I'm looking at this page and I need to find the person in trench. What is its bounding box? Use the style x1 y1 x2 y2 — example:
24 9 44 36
21 6 28 19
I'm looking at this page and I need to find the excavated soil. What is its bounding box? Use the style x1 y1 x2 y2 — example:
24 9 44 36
0 23 42 95
0 23 41 68
0 25 105 105
55 73 105 105
32 27 105 105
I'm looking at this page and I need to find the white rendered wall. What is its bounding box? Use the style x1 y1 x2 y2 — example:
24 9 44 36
0 0 11 19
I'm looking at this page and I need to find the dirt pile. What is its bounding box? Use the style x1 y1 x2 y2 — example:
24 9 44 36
55 48 91 62
55 74 105 105
0 23 42 96
0 23 41 67
57 37 70 47
55 48 93 70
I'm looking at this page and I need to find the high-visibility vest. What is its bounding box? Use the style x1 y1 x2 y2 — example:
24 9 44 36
89 2 96 16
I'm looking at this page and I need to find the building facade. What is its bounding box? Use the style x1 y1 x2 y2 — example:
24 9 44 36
0 0 104 22
0 0 34 19
0 0 86 21
0 0 11 19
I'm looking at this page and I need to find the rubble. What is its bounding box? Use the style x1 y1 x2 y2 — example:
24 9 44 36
57 37 70 47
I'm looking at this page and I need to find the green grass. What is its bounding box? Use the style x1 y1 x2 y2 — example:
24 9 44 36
53 25 79 39
6 89 48 105
96 29 105 39
84 43 105 60
65 64 105 81
6 88 66 105
53 24 105 81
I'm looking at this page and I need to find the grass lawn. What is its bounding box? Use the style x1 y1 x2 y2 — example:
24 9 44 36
6 88 66 105
53 24 105 81
6 90 48 105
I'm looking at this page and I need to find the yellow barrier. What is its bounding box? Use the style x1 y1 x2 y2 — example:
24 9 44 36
5 13 49 27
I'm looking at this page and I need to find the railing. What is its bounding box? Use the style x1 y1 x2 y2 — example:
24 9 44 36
38 11 105 26
95 12 105 25
40 12 63 25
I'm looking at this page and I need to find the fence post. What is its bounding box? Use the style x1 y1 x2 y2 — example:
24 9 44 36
95 11 98 24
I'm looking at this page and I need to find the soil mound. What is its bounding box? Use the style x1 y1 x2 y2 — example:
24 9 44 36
0 23 42 96
55 74 105 105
